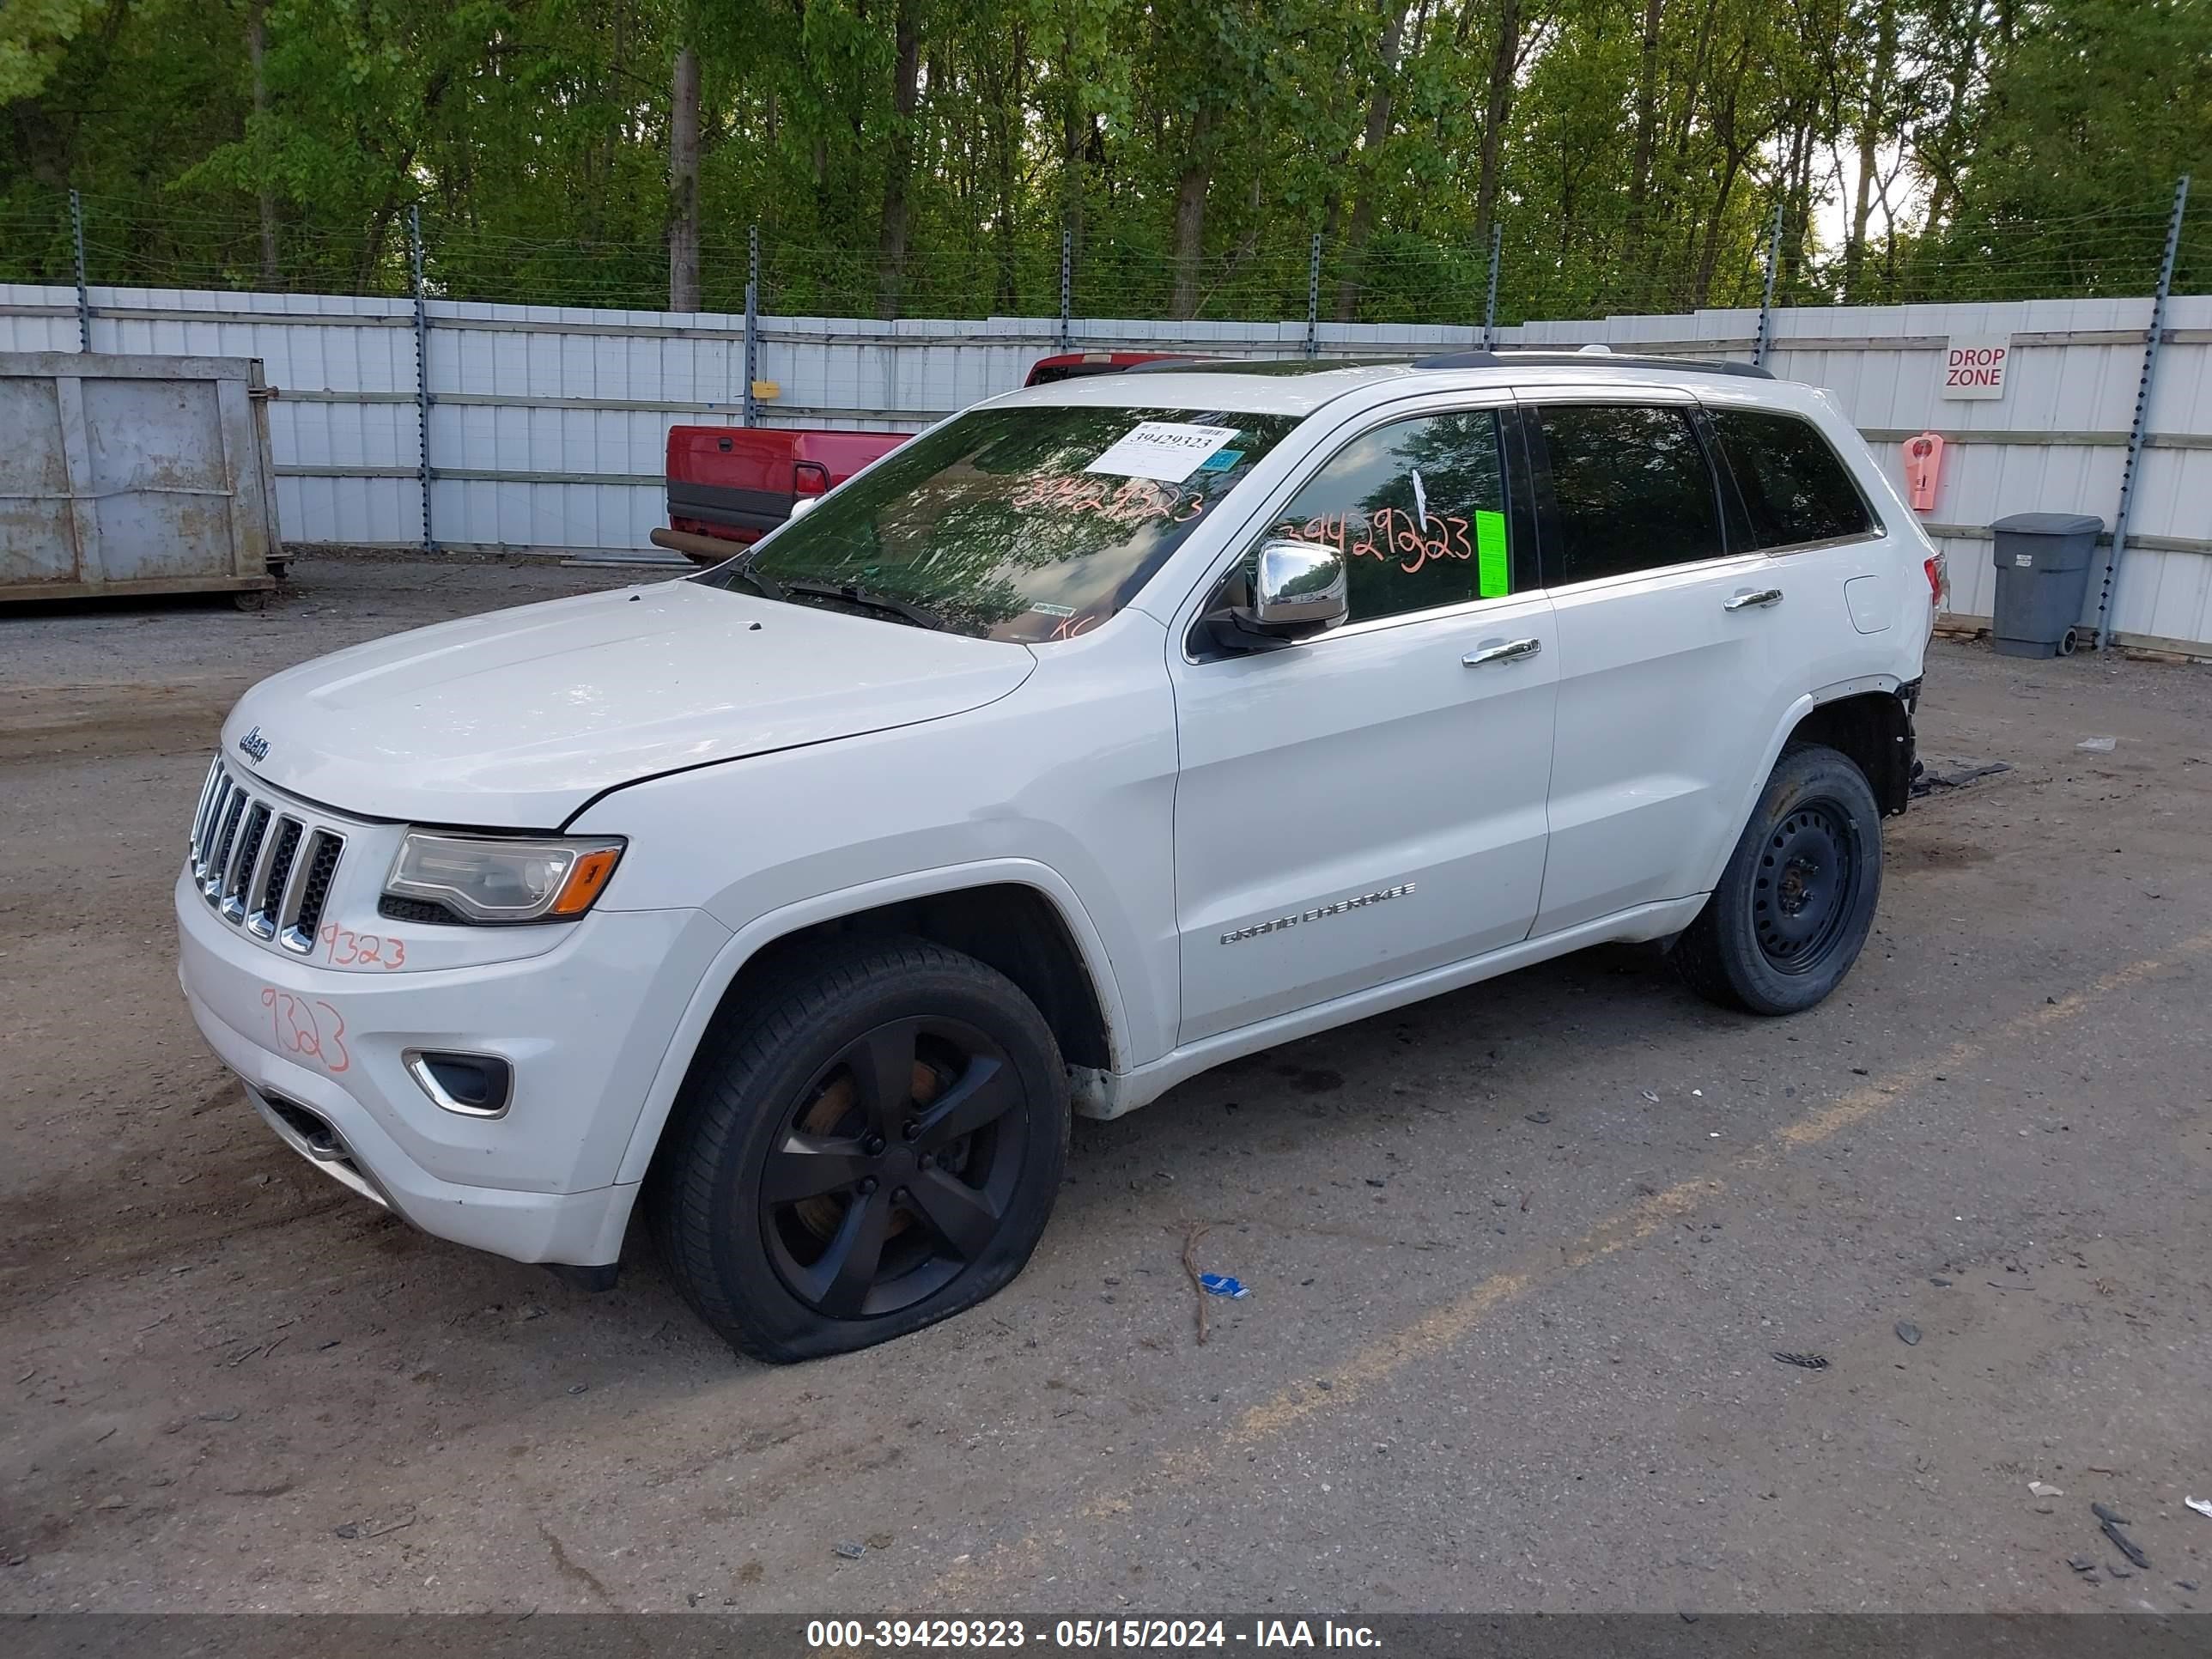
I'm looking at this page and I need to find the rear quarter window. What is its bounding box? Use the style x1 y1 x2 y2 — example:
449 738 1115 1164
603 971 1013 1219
1708 409 1878 550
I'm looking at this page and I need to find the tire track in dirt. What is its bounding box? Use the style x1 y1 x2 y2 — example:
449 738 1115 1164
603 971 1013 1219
0 1078 366 1314
0 681 244 766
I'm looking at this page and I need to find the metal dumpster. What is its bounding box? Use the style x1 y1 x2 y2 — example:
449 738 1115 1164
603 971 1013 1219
0 350 281 606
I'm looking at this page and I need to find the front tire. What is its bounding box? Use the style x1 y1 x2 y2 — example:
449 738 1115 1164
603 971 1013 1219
1672 742 1884 1015
649 937 1069 1363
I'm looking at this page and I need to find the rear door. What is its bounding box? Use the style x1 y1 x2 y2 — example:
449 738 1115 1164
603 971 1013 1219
1524 393 1806 933
1168 399 1557 1044
1698 395 1903 681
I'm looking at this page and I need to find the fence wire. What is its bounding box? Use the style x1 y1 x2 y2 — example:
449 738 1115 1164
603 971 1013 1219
0 184 2198 325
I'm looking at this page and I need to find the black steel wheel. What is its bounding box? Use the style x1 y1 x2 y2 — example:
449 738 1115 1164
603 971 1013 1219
1673 743 1884 1015
650 937 1068 1362
1751 802 1863 976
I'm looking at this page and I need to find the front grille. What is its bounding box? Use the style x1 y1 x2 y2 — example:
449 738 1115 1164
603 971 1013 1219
205 791 246 889
252 820 303 939
187 757 346 953
293 833 343 945
222 803 270 921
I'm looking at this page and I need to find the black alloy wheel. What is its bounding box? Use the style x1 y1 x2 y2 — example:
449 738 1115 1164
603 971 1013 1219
763 1016 1028 1320
650 937 1069 1362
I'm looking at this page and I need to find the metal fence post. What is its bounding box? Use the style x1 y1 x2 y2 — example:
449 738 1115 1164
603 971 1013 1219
2098 173 2191 653
1753 201 1784 367
1059 227 1073 350
1305 234 1322 359
69 189 91 351
1482 222 1502 350
743 224 760 428
408 204 436 555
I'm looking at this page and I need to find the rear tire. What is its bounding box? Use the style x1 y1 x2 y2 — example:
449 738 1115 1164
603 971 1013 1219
1672 742 1883 1016
648 937 1069 1363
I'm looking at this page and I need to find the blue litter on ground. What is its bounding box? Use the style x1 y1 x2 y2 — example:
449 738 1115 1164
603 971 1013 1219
1199 1273 1250 1298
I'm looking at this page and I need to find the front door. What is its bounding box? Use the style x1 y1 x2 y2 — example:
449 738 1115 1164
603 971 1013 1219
1169 404 1557 1045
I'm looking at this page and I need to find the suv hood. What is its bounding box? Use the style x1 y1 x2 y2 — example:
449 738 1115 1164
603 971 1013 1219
222 580 1036 827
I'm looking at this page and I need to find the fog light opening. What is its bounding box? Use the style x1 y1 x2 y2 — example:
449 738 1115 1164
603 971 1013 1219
404 1050 514 1119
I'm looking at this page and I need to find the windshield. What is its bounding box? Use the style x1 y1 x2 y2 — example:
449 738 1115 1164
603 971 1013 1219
693 404 1300 641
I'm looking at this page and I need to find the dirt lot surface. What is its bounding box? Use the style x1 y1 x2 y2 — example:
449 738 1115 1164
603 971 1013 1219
3 555 2210 1615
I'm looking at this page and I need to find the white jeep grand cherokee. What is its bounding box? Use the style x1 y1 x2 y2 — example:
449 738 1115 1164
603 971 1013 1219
178 352 1939 1360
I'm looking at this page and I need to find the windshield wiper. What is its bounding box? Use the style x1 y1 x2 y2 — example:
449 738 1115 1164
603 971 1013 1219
717 558 781 600
780 579 951 632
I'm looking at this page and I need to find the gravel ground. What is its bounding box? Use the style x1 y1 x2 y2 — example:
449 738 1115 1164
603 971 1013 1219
3 555 2209 1615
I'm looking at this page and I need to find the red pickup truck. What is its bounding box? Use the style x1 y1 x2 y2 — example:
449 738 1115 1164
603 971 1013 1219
648 352 1186 564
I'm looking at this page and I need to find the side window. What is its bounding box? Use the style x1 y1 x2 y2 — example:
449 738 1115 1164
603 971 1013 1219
1536 404 1724 585
1262 410 1513 624
1708 409 1876 549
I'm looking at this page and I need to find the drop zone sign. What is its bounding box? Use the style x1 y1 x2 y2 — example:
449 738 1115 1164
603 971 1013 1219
1942 336 2011 400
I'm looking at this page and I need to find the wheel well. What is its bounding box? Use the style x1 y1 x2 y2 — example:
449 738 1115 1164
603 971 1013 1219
1790 690 1913 816
714 883 1113 1071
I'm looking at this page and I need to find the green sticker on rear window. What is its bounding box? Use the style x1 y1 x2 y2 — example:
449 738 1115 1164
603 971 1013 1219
1475 509 1510 598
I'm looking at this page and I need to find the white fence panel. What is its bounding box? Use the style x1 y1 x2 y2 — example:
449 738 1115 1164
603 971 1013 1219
3 280 2206 653
0 284 85 350
2118 294 2212 647
1503 295 2211 653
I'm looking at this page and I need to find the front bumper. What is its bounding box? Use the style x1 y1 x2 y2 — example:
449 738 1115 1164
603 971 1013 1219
177 870 730 1265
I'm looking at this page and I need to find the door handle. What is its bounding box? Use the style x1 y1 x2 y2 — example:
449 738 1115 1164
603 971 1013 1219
1723 586 1784 611
1462 637 1542 666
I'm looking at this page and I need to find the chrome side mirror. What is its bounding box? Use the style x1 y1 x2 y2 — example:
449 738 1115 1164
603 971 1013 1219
1249 539 1348 635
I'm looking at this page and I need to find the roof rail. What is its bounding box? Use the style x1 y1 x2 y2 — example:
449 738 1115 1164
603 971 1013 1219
1410 348 1774 381
1120 356 1398 378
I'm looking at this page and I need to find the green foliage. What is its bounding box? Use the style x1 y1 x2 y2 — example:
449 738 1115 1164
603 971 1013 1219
1 0 2203 314
0 0 107 103
1911 0 2211 297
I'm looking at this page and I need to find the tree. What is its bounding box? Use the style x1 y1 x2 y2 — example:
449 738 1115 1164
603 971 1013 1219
0 0 109 104
876 0 922 317
669 26 702 311
4 0 2198 316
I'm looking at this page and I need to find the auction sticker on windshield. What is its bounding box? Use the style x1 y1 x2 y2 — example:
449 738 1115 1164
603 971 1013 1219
1085 421 1241 483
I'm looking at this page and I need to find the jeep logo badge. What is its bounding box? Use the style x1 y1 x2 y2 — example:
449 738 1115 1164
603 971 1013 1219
237 726 270 764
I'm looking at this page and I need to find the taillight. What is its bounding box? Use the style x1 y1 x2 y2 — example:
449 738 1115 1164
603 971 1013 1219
1923 552 1949 606
793 461 830 497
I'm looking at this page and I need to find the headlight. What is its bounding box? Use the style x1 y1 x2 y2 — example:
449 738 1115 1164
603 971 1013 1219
384 832 624 924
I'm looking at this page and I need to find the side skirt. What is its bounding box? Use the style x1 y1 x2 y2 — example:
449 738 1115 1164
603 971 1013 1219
1077 895 1708 1120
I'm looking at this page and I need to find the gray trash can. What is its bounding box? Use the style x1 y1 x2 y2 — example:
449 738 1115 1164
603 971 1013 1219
1989 512 2102 658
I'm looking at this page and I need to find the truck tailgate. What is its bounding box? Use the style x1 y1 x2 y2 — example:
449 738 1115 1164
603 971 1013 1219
666 427 908 545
